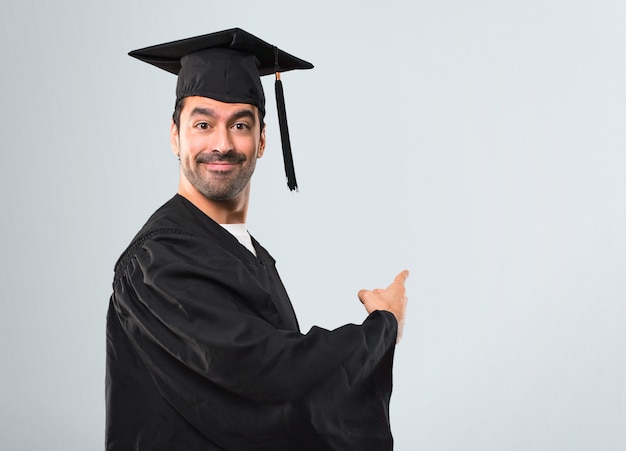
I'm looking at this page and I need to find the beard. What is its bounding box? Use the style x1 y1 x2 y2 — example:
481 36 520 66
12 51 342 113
181 151 257 201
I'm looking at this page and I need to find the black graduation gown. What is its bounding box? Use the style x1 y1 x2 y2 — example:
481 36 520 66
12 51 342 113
106 195 398 450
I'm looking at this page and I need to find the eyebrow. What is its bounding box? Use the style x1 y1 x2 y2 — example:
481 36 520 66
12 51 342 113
230 109 257 124
189 107 216 118
189 107 257 124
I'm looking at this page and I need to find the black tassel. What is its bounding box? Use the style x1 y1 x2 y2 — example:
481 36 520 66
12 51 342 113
275 72 298 191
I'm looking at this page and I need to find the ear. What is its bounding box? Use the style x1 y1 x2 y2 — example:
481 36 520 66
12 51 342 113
170 121 180 156
257 125 266 158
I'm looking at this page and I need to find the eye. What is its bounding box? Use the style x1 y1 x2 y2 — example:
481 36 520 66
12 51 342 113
194 121 210 130
233 122 250 131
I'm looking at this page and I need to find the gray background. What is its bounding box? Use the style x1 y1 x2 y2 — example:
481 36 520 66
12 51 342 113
1 0 625 450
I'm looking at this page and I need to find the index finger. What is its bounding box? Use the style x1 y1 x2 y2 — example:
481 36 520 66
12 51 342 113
393 270 410 285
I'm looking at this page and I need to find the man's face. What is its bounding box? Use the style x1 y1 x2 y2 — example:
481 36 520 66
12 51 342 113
171 96 266 201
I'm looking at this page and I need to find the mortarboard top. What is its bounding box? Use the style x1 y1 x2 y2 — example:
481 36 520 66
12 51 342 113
128 28 314 191
128 28 313 78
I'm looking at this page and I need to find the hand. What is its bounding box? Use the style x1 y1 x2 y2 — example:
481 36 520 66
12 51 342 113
358 270 409 343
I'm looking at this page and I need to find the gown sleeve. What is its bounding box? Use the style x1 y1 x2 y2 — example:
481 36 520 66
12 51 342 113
110 231 398 450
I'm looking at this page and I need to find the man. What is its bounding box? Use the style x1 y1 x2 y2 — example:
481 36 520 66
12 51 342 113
106 28 409 450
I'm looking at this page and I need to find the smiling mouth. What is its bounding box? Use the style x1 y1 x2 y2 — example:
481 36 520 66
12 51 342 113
196 154 245 171
197 154 245 163
201 162 240 171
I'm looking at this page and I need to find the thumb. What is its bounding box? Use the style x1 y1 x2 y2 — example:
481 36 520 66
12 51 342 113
358 289 372 304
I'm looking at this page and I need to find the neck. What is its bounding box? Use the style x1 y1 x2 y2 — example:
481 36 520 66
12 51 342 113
177 179 250 224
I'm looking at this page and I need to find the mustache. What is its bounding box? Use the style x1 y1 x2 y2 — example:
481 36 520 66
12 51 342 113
195 153 246 164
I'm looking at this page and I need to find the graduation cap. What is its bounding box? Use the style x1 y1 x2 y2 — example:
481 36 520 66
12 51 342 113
129 28 314 191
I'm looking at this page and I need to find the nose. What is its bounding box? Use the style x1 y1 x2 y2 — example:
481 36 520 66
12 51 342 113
212 126 233 154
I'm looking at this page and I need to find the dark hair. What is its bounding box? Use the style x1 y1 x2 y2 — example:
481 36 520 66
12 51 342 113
172 98 265 134
172 98 185 130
